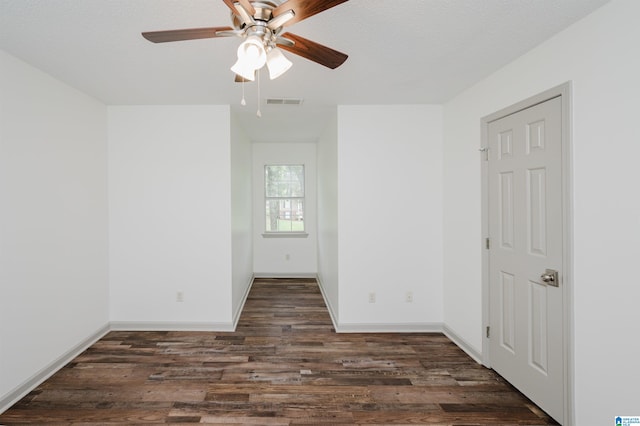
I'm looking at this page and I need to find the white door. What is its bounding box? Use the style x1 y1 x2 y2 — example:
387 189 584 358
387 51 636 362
488 96 564 423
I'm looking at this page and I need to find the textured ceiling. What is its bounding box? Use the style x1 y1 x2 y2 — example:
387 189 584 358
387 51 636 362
0 0 610 141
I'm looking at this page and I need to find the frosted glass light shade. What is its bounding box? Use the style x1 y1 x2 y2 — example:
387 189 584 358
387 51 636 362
231 58 256 81
231 35 268 81
237 35 266 70
266 48 292 80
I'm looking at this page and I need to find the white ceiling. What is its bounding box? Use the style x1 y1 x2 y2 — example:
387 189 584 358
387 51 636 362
0 0 610 141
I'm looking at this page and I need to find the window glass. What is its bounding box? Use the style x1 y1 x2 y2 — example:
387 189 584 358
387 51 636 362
265 165 304 232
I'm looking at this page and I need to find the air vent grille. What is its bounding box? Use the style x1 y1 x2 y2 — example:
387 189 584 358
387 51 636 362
266 98 304 106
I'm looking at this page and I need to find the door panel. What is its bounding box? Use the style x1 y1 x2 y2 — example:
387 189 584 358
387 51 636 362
528 167 547 255
488 96 563 423
499 172 515 248
529 280 549 373
500 271 516 353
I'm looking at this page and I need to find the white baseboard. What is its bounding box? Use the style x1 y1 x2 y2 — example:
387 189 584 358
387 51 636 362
315 274 339 331
232 275 255 330
335 322 444 333
443 324 483 363
253 272 317 279
109 321 235 332
0 324 110 414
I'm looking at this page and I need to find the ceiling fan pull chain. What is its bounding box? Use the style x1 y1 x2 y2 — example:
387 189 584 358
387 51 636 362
256 69 262 118
241 78 247 106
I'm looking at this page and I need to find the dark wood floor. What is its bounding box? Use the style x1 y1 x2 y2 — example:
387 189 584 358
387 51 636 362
0 278 558 425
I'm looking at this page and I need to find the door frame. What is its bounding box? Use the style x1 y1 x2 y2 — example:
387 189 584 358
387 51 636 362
480 82 573 425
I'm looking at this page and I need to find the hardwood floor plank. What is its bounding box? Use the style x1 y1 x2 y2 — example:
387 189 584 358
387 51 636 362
0 278 558 425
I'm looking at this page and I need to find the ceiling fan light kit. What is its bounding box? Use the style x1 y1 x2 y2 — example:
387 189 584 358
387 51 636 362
231 35 267 81
142 0 349 110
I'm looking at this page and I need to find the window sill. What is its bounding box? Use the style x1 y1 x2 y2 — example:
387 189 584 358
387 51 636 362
262 232 309 239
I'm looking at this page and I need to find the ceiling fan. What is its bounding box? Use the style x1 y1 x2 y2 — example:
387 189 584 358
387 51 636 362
142 0 349 82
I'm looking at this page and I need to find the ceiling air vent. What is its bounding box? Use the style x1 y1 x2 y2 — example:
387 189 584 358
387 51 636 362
266 98 304 106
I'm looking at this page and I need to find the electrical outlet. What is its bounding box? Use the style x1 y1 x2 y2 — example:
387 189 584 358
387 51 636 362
176 291 184 302
405 291 413 303
368 292 376 303
285 254 290 261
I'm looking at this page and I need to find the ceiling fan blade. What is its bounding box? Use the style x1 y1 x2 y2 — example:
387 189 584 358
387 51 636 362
222 0 256 16
267 10 295 30
234 3 256 27
278 32 347 69
142 26 233 43
222 0 239 16
273 0 349 27
237 0 256 15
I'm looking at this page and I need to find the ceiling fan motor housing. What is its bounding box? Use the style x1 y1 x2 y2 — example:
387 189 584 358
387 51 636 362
232 1 283 50
231 1 278 30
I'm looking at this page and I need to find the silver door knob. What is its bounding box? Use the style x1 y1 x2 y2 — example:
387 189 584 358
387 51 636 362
540 269 559 287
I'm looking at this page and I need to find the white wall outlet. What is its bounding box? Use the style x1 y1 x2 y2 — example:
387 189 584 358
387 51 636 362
176 291 184 302
368 292 376 303
285 253 290 261
405 291 413 303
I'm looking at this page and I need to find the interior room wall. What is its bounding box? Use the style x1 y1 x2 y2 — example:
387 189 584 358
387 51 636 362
316 111 340 322
443 0 640 423
0 50 109 408
252 142 318 276
336 105 444 329
108 105 234 328
4 1 637 420
230 113 253 323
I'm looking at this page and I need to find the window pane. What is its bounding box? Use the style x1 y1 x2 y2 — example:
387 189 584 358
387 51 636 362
265 165 305 232
265 198 304 232
265 199 280 232
290 166 304 196
290 181 303 197
292 200 304 230
265 165 304 197
280 182 291 197
265 166 279 197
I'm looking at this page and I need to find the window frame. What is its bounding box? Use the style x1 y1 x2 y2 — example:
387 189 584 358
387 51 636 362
263 164 307 237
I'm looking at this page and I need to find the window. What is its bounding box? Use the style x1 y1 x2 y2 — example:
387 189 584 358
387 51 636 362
265 164 304 233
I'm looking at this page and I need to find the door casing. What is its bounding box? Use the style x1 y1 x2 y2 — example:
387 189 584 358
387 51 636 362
480 82 573 426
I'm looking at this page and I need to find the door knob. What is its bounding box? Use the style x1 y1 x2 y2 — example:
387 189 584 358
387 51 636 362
540 269 559 287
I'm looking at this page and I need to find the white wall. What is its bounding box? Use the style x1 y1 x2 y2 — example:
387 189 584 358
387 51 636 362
108 105 234 327
337 105 443 328
5 0 638 420
443 0 640 423
230 113 253 323
0 51 109 406
316 111 340 322
252 142 318 276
